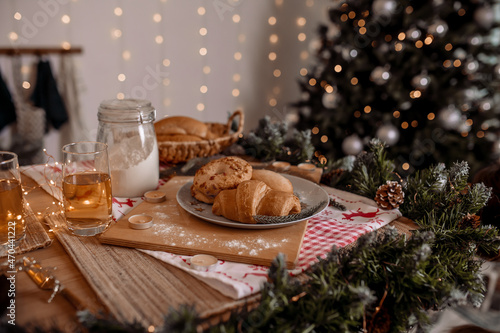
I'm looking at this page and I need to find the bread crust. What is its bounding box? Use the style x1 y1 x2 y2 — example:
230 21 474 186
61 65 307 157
154 116 210 139
157 134 203 142
191 156 252 204
212 179 301 224
251 169 293 193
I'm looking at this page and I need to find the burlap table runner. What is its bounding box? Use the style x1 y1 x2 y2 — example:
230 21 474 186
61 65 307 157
44 213 256 327
0 206 52 258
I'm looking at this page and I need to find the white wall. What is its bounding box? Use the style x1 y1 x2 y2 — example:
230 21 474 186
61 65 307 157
0 0 330 160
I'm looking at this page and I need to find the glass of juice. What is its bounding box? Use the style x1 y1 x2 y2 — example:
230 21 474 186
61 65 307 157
0 152 26 249
62 142 112 236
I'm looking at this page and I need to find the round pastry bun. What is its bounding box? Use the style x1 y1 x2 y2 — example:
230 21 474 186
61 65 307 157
155 116 216 139
191 156 253 204
251 169 293 193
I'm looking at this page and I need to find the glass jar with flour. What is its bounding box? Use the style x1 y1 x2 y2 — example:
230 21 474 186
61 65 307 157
97 99 159 197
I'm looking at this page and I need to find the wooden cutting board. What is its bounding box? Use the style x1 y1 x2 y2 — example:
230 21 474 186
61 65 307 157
99 176 308 269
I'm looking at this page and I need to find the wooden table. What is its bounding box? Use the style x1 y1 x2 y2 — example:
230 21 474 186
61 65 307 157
11 174 260 332
8 168 474 332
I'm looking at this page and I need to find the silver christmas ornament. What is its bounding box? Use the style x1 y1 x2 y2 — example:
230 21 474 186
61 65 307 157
457 121 471 133
376 124 400 145
453 48 467 60
400 101 412 110
494 64 500 78
411 72 431 90
428 19 448 37
478 99 492 112
492 139 500 156
469 35 482 46
370 66 391 85
342 135 363 155
341 47 353 61
406 27 422 41
463 86 485 101
322 92 339 108
438 106 462 130
474 6 494 30
372 0 397 16
463 59 479 74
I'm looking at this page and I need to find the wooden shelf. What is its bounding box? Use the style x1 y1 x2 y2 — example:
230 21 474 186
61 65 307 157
0 46 83 55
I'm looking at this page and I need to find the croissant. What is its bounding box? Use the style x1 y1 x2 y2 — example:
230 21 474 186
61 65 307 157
212 180 301 224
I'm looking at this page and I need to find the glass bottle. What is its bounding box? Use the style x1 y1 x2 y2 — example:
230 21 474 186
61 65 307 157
97 99 159 197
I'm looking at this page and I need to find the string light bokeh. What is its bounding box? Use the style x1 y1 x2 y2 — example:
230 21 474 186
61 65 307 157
0 0 331 160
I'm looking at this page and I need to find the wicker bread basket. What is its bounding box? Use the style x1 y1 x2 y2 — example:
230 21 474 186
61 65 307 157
157 110 244 164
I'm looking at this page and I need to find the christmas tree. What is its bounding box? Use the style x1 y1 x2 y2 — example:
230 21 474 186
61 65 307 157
295 0 500 176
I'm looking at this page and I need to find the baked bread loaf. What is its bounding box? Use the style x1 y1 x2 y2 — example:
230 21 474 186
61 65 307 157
157 134 203 142
212 180 301 224
251 169 293 193
154 116 217 141
191 156 252 204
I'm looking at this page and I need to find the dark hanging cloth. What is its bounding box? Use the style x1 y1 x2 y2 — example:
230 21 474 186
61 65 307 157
0 68 16 131
30 59 68 131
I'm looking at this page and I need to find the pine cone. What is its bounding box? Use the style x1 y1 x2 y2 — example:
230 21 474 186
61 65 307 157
321 168 344 186
458 213 481 230
375 181 404 209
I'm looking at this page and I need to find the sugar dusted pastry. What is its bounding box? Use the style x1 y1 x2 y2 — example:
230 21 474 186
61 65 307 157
191 156 252 204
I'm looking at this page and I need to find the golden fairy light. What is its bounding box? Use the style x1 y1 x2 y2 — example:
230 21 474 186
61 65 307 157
61 42 71 50
9 32 18 41
61 15 70 24
153 13 162 23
